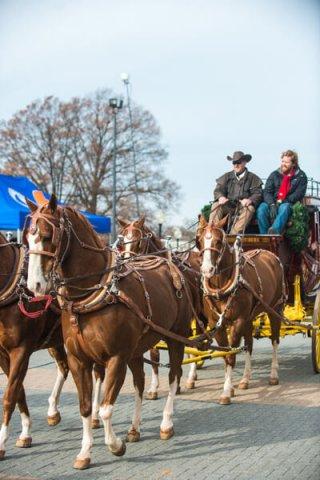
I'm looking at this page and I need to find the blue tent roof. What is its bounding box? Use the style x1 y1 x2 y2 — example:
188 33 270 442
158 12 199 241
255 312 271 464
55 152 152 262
0 174 111 234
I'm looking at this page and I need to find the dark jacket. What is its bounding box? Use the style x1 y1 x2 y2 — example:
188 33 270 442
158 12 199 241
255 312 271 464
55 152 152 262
263 168 308 205
214 169 263 207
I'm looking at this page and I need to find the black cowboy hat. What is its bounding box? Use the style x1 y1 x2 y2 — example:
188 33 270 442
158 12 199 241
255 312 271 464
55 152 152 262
227 151 252 163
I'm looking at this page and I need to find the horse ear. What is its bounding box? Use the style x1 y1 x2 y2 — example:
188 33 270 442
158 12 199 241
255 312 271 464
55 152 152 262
117 218 129 228
197 214 208 230
48 194 57 213
135 215 145 228
195 214 207 249
25 197 38 212
213 214 229 229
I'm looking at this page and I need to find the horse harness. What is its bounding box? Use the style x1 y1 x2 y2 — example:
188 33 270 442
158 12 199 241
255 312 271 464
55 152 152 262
24 206 211 350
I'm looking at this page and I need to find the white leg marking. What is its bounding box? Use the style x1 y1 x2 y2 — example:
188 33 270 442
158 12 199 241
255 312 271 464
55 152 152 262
270 341 279 380
187 361 197 383
47 366 65 417
19 412 32 440
77 416 93 461
27 231 47 294
240 351 252 384
130 387 142 432
92 377 102 422
99 405 122 451
147 369 159 395
0 424 9 452
222 365 233 397
160 377 177 432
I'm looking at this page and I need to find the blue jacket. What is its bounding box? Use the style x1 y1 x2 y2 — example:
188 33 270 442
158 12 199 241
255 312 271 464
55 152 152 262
263 168 307 205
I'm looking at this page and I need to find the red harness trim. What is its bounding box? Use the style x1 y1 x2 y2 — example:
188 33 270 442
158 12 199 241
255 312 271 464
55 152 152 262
18 294 53 318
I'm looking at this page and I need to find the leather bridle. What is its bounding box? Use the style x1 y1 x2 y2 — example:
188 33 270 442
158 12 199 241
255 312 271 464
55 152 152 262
199 226 229 274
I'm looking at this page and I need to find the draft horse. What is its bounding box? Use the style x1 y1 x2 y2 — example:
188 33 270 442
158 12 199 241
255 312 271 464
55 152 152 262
25 196 194 470
118 217 205 396
197 215 286 404
0 232 68 459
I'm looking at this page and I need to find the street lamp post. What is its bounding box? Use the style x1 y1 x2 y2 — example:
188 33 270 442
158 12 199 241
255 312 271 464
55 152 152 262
155 211 165 239
120 73 141 217
173 227 182 251
109 97 123 243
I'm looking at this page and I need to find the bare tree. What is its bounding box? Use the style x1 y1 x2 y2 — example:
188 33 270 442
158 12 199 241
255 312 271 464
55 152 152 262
0 90 180 217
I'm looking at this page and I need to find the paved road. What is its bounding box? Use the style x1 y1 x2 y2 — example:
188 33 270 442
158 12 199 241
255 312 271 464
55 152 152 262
0 336 319 480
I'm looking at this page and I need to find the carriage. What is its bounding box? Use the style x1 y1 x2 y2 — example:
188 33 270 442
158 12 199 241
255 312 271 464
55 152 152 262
184 177 320 373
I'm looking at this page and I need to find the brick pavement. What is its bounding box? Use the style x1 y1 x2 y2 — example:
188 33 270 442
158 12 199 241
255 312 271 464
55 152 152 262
0 336 319 480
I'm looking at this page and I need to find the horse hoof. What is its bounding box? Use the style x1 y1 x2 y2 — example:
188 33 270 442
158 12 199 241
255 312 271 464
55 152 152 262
238 380 249 390
176 385 181 395
185 381 195 389
109 440 126 457
146 391 158 400
47 412 61 426
126 429 140 443
160 427 174 440
219 396 231 405
16 437 32 448
91 418 100 429
269 378 279 386
73 457 91 470
0 450 5 460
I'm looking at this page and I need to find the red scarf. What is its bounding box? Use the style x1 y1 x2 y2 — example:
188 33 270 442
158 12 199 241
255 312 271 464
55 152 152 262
277 169 295 202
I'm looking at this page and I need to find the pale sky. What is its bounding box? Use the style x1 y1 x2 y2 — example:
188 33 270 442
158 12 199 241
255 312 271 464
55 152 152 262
1 0 319 225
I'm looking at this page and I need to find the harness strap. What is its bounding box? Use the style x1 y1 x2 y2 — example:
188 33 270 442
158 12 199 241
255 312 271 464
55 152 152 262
117 290 202 349
18 294 54 318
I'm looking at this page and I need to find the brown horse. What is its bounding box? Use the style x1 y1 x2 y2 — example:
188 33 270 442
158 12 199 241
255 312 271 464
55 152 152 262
25 196 194 470
196 215 286 404
118 217 205 396
0 232 69 459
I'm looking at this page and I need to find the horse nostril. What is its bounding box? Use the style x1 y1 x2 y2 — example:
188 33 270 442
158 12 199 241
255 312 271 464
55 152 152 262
36 282 41 291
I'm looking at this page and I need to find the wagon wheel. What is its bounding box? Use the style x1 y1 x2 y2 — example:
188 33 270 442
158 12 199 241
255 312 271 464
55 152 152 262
311 290 320 374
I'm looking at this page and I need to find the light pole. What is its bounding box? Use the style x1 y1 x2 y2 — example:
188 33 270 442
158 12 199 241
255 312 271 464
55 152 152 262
120 72 141 217
109 97 123 243
155 211 165 239
173 227 182 251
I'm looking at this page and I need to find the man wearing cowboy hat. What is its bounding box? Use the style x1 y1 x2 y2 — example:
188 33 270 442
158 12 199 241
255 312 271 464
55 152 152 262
209 151 263 233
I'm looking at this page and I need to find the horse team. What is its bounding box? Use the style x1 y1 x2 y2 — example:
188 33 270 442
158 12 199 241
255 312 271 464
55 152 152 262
0 193 286 470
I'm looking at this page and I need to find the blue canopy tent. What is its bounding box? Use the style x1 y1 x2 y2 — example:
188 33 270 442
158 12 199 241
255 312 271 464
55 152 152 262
0 174 111 235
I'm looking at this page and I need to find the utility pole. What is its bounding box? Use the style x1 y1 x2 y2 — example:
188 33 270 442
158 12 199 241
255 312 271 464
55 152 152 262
109 97 123 242
120 73 141 217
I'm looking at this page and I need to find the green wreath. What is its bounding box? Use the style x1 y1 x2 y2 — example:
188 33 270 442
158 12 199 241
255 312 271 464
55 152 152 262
201 203 212 222
285 202 309 252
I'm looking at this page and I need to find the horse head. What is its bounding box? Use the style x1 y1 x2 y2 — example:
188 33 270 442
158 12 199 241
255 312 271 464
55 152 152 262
196 214 229 279
24 194 62 295
118 216 154 258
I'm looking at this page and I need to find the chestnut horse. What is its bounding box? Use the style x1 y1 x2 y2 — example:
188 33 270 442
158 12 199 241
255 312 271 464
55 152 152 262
197 215 286 404
0 232 68 459
25 196 194 470
118 217 205 397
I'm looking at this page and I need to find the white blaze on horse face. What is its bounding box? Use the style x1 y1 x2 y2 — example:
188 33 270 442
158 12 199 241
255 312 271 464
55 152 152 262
27 230 47 295
123 235 132 258
201 234 214 278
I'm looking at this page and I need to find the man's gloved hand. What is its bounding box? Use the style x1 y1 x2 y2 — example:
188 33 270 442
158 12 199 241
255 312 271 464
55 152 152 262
269 204 278 222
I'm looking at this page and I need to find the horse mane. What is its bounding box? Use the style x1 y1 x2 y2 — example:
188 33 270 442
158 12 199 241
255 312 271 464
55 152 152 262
63 206 106 250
